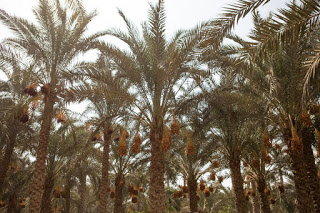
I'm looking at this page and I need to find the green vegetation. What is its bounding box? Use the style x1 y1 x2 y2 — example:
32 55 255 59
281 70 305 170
1 0 320 212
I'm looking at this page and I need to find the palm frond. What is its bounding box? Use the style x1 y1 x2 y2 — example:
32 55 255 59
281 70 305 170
202 0 270 49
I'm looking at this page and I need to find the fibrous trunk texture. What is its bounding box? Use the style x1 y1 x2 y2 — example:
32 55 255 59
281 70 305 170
301 127 320 212
229 153 247 213
79 171 87 213
7 196 16 213
290 150 315 213
114 174 124 213
0 130 16 194
252 181 260 213
187 174 198 213
40 172 55 213
257 176 271 213
29 94 55 212
149 128 165 213
65 175 71 213
99 126 111 213
283 127 314 213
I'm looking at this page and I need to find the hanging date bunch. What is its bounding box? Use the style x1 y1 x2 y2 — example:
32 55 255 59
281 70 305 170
211 157 220 169
199 180 206 191
20 107 29 123
274 144 281 152
173 190 183 198
264 128 272 148
31 95 40 110
210 171 216 181
203 188 210 197
261 148 271 164
107 125 114 135
41 83 50 95
171 114 180 135
160 125 171 151
291 126 303 154
252 153 260 168
301 111 312 128
110 188 115 198
186 134 195 155
56 110 66 123
18 198 26 208
130 133 142 154
270 193 276 204
53 186 66 199
118 129 128 157
132 196 138 203
23 83 38 96
128 184 140 203
218 176 224 184
92 133 102 141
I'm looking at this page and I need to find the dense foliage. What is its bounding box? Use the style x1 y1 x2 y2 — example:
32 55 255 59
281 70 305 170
1 0 320 212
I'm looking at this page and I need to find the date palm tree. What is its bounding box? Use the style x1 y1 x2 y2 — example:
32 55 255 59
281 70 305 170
97 1 205 211
221 11 320 211
74 60 133 213
0 50 34 195
0 0 106 211
167 110 219 212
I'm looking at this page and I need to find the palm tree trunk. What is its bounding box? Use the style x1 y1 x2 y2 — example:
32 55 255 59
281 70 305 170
301 127 320 212
252 181 260 213
114 174 124 213
289 149 315 213
40 172 54 213
229 153 248 213
257 176 271 213
29 94 55 213
99 126 111 213
283 126 315 213
278 162 286 212
0 130 16 194
65 175 71 213
7 196 16 213
187 174 198 213
149 128 165 213
79 171 87 213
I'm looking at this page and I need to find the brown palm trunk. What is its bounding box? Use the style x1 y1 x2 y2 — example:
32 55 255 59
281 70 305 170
40 172 54 213
252 181 260 213
187 174 198 213
79 171 87 213
229 153 247 213
283 127 314 213
301 127 320 212
65 175 71 213
149 128 165 213
7 196 16 213
278 162 286 211
99 126 111 213
289 150 315 213
0 130 16 194
114 174 124 213
29 94 55 213
257 176 271 213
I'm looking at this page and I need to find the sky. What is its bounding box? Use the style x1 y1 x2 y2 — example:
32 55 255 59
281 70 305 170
0 0 288 41
0 0 288 113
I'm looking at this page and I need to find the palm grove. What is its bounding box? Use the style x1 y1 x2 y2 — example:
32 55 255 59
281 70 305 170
1 0 320 212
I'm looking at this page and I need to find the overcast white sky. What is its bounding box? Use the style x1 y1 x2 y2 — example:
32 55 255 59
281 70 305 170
0 0 288 114
1 0 288 42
